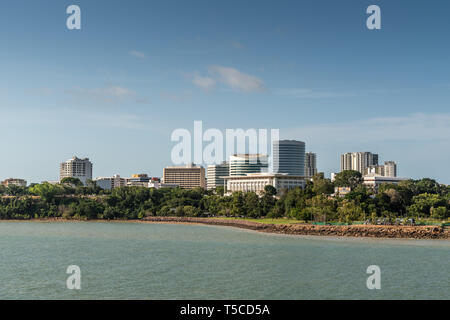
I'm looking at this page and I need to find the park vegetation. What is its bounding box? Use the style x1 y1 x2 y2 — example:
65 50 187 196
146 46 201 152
0 171 449 223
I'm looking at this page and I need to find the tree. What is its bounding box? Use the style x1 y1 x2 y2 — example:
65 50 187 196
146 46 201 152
215 186 225 196
29 183 64 203
264 185 277 196
337 200 364 223
306 195 336 222
312 173 334 195
244 192 261 218
60 177 84 187
407 193 446 218
430 207 448 220
333 170 363 189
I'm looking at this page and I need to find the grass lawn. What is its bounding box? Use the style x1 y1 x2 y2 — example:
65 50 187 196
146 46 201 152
209 216 450 226
210 217 304 225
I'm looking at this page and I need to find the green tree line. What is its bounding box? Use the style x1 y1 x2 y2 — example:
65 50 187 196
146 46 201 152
0 172 449 222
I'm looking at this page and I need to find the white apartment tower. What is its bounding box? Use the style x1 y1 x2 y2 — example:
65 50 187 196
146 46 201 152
340 152 378 174
383 161 397 178
60 156 93 185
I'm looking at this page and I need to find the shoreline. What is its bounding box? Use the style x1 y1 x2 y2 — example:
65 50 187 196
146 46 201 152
2 217 449 240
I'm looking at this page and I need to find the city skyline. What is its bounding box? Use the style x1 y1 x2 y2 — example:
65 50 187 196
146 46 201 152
1 0 450 184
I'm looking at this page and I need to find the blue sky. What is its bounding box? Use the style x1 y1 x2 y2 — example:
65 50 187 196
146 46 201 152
1 0 449 184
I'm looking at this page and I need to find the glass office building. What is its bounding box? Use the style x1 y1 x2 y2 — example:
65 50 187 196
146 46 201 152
229 154 268 176
272 140 306 176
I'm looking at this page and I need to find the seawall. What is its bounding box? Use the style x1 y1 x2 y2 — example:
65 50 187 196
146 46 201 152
142 217 450 240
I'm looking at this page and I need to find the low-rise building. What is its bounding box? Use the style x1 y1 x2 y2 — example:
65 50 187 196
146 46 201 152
1 178 27 187
126 174 152 187
334 186 351 197
148 181 179 189
362 173 407 189
95 175 127 190
223 173 305 195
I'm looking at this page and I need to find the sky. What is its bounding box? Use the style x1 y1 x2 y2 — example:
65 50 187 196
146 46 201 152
0 0 449 184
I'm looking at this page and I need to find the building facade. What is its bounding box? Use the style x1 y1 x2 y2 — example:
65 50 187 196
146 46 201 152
305 152 317 178
224 173 305 195
272 140 305 176
340 152 378 174
163 163 206 189
126 174 152 187
1 178 27 187
383 161 397 178
365 161 397 178
229 154 268 176
363 173 407 189
95 174 127 190
60 156 93 185
206 162 229 190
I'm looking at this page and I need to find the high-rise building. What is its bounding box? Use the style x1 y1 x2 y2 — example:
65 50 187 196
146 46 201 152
272 140 305 176
60 156 93 185
383 161 397 178
163 163 206 189
340 152 378 174
206 162 229 190
305 152 317 178
229 154 268 176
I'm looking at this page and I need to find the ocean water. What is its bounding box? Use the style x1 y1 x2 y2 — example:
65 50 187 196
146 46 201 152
0 221 448 300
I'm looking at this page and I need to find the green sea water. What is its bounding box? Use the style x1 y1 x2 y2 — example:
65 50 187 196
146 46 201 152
0 221 448 300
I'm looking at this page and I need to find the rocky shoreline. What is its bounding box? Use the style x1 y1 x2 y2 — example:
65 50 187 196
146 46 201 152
142 216 450 240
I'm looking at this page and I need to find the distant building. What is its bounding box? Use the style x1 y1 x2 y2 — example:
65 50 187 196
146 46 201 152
340 152 378 174
334 187 351 197
362 173 407 189
206 162 229 190
163 163 206 189
148 181 178 189
1 178 27 187
330 172 338 182
365 161 397 178
95 175 127 190
127 174 152 187
60 156 93 185
229 154 268 176
384 161 397 178
305 152 317 178
224 173 305 195
365 165 385 176
273 140 305 176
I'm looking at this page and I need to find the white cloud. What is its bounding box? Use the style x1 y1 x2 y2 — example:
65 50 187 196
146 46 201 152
275 88 356 99
129 50 146 59
208 65 266 93
192 73 216 90
68 86 137 103
190 66 266 93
